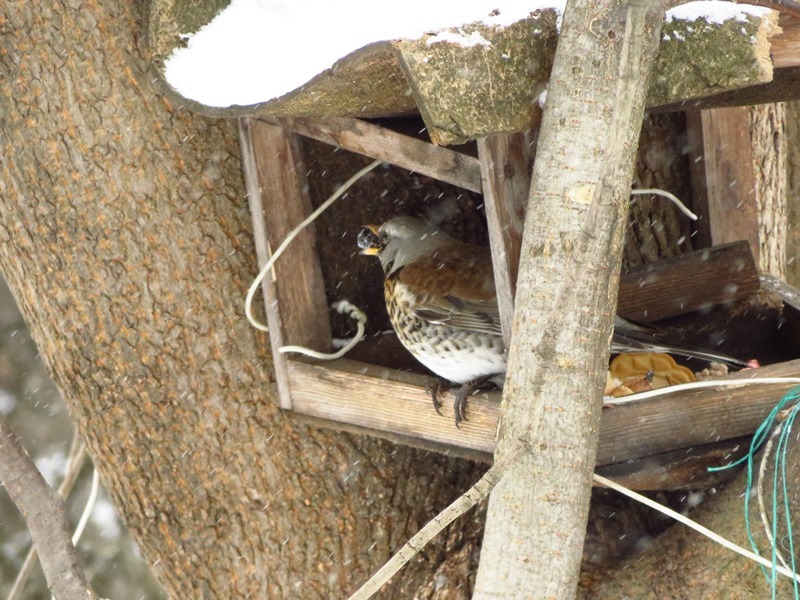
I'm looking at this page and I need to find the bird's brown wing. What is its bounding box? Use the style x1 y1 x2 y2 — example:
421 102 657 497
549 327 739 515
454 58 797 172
395 242 502 336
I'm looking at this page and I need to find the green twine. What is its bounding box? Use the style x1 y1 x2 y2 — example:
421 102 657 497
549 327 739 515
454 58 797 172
710 385 800 599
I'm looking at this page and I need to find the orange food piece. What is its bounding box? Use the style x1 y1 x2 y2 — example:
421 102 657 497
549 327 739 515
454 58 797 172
609 352 696 390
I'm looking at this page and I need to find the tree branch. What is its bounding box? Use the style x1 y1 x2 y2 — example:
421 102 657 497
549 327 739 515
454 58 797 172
0 415 100 600
348 447 523 599
7 430 87 600
472 0 665 595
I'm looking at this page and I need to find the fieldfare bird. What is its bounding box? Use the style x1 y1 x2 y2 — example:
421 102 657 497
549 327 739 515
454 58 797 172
358 216 748 426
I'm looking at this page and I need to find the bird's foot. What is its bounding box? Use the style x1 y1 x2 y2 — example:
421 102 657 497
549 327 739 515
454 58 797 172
453 375 495 428
453 382 472 428
425 378 445 416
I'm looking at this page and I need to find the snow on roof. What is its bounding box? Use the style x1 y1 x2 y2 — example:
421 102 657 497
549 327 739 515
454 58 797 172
164 0 772 108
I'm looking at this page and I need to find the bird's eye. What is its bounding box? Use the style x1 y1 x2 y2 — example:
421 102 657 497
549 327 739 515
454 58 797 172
380 230 390 244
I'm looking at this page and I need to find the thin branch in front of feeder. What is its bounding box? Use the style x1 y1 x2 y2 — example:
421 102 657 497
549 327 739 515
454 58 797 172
244 159 382 359
348 446 524 600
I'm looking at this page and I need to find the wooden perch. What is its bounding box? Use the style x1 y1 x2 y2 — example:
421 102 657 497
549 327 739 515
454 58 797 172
286 355 800 483
616 241 760 322
274 116 482 192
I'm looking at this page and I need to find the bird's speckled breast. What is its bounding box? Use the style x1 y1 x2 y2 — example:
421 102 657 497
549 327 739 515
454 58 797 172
384 276 506 384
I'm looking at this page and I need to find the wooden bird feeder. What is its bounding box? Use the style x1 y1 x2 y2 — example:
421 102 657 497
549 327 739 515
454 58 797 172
236 13 800 491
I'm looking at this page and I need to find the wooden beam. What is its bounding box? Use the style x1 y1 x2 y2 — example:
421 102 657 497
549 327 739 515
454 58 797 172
286 357 498 454
686 107 761 262
286 354 800 472
477 132 534 345
597 359 800 465
770 15 800 69
273 116 483 193
686 104 787 278
242 119 333 409
616 241 760 322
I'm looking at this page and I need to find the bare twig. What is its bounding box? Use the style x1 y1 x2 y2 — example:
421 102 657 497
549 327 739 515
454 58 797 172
0 415 100 600
348 447 523 600
7 429 88 600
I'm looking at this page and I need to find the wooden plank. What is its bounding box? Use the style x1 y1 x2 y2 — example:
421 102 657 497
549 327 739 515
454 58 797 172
652 66 800 112
686 107 761 263
616 241 760 322
239 118 292 408
770 15 800 69
246 119 333 408
595 437 749 491
684 110 712 249
287 355 800 470
687 104 787 278
273 116 483 193
597 359 800 465
286 357 499 454
477 132 533 346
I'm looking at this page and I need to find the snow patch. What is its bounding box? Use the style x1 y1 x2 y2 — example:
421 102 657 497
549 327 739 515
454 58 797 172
667 1 771 24
427 29 492 48
164 0 564 107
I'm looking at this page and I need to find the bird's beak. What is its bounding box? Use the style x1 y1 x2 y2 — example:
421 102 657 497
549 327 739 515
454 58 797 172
357 224 382 255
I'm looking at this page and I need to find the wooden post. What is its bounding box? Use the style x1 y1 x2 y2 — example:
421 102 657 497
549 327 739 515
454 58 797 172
239 118 332 409
686 104 786 277
478 132 534 346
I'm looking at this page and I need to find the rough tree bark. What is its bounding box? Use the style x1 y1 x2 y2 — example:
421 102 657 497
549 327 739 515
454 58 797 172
0 0 486 597
473 0 666 596
786 100 800 287
584 431 800 598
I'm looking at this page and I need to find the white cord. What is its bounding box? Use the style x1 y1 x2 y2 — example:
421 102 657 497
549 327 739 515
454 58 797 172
244 160 382 358
594 473 800 584
603 377 800 406
279 301 367 359
631 188 698 221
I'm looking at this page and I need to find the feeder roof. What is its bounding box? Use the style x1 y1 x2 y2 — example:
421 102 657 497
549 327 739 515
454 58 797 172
148 0 798 144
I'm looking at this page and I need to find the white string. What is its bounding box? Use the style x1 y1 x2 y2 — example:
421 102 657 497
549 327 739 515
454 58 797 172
279 300 367 359
631 188 698 221
603 377 800 406
594 473 800 584
245 159 382 358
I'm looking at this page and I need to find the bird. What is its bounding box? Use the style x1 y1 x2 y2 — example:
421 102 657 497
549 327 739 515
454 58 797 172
358 216 749 426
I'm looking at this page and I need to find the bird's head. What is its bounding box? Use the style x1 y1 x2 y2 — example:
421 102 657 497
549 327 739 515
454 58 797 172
357 216 451 276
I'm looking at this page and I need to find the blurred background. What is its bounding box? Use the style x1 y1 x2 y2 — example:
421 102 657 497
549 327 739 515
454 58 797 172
0 277 164 600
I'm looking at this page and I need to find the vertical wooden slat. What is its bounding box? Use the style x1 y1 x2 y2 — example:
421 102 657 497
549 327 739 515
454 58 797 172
477 132 533 346
686 107 760 262
239 118 332 409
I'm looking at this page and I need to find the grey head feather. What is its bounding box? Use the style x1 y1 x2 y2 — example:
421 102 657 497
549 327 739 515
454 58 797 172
376 217 454 276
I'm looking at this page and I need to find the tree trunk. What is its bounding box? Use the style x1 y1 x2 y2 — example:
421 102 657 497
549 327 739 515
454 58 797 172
0 1 486 597
473 0 666 596
584 440 800 598
785 101 800 287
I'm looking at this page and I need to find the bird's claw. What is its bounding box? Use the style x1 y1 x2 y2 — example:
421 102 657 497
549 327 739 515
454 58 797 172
425 379 444 416
453 383 471 429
